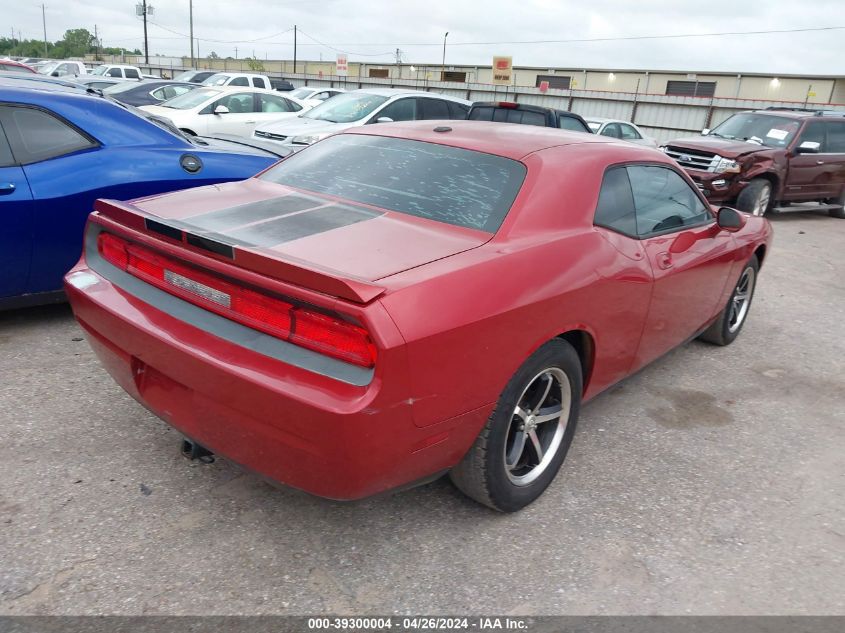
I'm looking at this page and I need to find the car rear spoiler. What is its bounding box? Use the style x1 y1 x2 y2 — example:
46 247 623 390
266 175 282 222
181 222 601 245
92 199 387 304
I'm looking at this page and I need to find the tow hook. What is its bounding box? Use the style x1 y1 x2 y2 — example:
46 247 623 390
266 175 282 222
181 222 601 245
180 438 215 464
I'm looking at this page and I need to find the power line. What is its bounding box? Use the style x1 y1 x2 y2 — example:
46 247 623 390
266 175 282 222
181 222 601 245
296 28 394 57
299 25 845 48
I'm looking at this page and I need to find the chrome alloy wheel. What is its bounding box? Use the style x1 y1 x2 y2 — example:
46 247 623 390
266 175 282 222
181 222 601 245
728 266 756 334
504 367 571 486
752 184 771 216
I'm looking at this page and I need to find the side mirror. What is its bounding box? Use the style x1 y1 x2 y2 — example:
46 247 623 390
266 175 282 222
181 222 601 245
717 207 745 232
213 105 230 115
375 116 394 123
701 128 710 136
796 141 820 154
51 71 60 77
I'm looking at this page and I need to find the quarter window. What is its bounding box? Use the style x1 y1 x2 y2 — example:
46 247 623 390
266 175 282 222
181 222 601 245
0 106 96 164
594 167 637 237
627 165 711 236
260 94 299 113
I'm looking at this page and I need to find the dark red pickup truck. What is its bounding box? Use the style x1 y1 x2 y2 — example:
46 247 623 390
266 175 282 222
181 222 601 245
661 108 845 218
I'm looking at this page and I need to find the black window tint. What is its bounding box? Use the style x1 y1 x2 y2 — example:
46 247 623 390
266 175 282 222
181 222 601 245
799 121 826 151
377 98 416 122
594 166 637 237
447 101 469 119
0 121 14 167
259 135 526 232
0 106 95 164
125 69 140 79
230 77 249 86
107 68 122 77
628 165 711 236
825 121 845 153
419 98 450 120
559 115 589 132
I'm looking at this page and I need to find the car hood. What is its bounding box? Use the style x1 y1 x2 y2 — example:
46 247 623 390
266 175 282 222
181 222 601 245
665 136 774 159
254 116 352 136
200 134 292 159
129 179 491 282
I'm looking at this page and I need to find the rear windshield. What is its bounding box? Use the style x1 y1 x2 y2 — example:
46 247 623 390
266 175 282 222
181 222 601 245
468 106 548 127
259 134 526 232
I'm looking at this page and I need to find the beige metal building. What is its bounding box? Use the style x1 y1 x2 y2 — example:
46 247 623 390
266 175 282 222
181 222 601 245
93 54 845 104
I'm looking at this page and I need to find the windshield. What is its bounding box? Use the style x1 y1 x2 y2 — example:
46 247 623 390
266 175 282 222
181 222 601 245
159 87 220 109
290 87 315 100
259 135 526 232
37 61 59 74
202 74 230 86
303 92 389 123
709 113 801 148
90 65 108 76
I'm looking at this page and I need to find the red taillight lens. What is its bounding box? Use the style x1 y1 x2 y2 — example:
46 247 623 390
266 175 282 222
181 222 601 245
98 232 129 269
96 232 376 368
498 101 518 109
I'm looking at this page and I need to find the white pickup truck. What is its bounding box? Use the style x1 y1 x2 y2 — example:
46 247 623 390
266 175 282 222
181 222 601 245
38 60 89 77
89 64 156 81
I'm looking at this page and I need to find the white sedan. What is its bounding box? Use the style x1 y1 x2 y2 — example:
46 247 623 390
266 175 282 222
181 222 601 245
585 117 657 147
288 86 345 108
140 86 308 138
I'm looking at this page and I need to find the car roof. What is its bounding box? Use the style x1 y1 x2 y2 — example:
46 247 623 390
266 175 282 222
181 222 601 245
345 119 631 160
352 87 469 103
0 76 87 93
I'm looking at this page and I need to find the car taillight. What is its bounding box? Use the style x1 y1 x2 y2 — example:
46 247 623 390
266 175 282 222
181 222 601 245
498 101 518 109
96 232 377 368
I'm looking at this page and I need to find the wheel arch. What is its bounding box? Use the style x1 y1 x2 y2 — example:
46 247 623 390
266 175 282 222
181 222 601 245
556 329 595 395
754 244 767 268
746 170 780 198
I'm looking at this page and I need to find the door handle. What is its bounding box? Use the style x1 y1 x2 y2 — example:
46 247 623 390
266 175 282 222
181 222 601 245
656 252 673 270
0 182 16 195
245 120 256 124
816 160 825 165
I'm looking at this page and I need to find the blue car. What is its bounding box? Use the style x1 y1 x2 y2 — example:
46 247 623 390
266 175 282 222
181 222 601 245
0 81 289 308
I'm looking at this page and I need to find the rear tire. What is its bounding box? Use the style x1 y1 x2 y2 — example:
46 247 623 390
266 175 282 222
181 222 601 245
699 255 759 346
736 179 773 216
449 339 582 512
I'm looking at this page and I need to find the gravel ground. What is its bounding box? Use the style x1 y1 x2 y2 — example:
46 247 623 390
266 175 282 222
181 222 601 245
0 211 843 616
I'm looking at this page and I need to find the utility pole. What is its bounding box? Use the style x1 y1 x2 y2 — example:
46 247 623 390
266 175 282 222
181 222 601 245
234 46 238 59
142 0 149 63
293 25 297 74
94 24 100 60
189 0 194 68
441 31 449 81
41 4 48 57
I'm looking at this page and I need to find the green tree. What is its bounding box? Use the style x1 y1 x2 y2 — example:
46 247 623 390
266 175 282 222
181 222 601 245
57 28 95 57
208 51 219 59
245 57 265 72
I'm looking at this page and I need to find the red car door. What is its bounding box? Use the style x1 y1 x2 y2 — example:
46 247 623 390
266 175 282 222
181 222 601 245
625 165 737 370
783 120 837 201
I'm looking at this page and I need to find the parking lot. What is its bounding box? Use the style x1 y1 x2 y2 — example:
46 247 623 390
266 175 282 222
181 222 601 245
0 211 841 615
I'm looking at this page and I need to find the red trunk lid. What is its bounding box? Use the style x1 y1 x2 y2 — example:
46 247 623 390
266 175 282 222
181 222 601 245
94 179 491 303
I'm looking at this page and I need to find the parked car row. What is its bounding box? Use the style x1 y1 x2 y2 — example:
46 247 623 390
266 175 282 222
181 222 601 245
0 78 290 308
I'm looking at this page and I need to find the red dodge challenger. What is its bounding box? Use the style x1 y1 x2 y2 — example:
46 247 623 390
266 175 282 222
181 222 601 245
65 121 772 511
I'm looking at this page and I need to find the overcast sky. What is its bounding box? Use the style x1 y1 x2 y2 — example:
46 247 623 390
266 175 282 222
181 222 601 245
9 0 845 74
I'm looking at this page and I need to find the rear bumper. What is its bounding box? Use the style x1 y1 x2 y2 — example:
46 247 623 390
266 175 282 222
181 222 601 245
684 169 747 204
64 265 489 500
